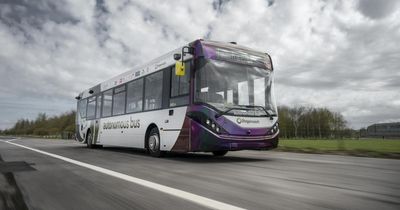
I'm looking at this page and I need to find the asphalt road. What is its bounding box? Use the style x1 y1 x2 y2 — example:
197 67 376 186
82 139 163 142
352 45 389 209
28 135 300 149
0 137 399 210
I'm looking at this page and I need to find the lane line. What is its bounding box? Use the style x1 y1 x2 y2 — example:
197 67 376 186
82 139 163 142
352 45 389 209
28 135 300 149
4 139 245 210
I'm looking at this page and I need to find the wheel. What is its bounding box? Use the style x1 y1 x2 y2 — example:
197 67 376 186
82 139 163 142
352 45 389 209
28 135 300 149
86 130 95 149
147 128 164 157
212 151 228 156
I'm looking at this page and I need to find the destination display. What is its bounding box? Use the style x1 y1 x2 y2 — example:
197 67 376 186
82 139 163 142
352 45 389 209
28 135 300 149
201 41 272 70
215 48 271 69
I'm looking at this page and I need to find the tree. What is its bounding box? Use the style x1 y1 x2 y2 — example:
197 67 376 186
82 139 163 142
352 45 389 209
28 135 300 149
288 106 305 138
4 111 76 138
278 105 352 139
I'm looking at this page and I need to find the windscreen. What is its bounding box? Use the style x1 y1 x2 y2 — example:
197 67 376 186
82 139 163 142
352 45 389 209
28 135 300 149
195 58 277 117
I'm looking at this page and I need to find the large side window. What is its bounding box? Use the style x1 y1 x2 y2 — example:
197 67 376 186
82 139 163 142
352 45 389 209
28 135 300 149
78 99 87 118
126 78 143 113
171 62 190 97
102 89 113 117
144 71 163 110
112 85 126 116
96 95 102 118
170 61 190 107
87 96 96 119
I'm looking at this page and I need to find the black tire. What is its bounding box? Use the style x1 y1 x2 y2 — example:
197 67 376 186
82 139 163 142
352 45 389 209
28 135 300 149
212 151 228 156
86 130 95 149
147 127 164 157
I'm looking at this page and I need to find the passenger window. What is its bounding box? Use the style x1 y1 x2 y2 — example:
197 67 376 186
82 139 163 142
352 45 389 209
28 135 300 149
170 61 190 107
170 96 189 107
78 99 87 118
144 71 163 110
126 78 144 113
87 96 96 119
96 95 102 118
171 62 190 97
112 85 126 116
102 90 113 117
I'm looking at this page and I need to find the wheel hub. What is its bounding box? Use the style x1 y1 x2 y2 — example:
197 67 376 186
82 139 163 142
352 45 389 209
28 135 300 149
148 135 159 152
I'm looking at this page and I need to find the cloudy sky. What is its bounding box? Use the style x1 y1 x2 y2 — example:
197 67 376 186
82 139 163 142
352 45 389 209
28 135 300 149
0 0 399 129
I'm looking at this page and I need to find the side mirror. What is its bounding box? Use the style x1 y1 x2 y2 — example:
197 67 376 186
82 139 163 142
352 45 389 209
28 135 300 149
173 53 181 61
175 61 185 76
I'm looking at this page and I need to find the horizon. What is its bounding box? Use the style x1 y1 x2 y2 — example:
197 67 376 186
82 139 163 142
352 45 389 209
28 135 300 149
0 0 399 129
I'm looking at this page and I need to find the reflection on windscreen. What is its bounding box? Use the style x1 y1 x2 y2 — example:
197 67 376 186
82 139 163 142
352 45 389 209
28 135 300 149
195 59 277 116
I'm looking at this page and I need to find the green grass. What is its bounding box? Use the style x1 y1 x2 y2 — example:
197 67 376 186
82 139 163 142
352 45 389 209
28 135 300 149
277 139 400 158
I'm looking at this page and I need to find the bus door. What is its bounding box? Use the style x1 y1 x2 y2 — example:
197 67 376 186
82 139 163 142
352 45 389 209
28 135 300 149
165 63 191 151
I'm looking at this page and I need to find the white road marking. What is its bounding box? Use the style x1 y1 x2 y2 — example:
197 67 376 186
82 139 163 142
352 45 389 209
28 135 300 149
4 139 245 210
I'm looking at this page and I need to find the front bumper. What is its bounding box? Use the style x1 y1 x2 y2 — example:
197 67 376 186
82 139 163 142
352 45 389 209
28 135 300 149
190 120 279 152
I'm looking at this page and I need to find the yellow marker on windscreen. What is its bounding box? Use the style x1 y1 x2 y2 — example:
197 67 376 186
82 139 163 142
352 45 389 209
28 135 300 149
175 61 185 76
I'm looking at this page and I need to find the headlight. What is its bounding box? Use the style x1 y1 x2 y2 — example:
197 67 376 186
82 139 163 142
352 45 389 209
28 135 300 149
269 123 279 135
204 118 221 133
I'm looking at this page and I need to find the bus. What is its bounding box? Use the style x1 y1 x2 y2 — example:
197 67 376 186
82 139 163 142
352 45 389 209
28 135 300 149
75 39 279 157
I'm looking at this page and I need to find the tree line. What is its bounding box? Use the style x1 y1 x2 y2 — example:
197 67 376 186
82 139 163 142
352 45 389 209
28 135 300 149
0 106 353 139
278 106 353 139
0 111 75 138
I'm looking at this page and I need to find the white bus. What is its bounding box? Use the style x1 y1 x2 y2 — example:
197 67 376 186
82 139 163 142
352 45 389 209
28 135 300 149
75 40 279 157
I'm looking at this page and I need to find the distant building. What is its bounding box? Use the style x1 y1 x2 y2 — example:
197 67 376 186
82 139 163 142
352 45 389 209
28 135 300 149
366 122 400 138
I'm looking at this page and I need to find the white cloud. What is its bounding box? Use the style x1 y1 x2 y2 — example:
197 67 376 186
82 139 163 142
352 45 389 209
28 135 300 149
0 0 399 129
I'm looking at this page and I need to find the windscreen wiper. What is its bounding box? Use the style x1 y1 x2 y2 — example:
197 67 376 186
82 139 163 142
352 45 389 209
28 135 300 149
215 105 275 119
241 105 270 117
215 106 250 118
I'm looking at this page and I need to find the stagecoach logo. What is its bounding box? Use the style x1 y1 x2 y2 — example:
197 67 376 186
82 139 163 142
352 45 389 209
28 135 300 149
103 117 140 130
236 118 260 124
